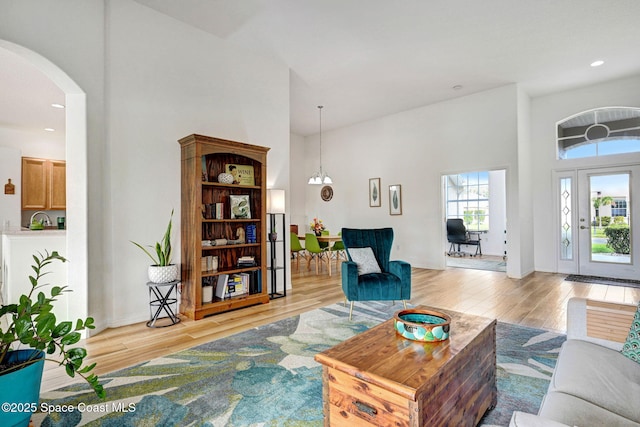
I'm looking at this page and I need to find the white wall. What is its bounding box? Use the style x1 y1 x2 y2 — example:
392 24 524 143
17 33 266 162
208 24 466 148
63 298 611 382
105 1 290 326
1 0 290 330
295 85 523 274
289 132 307 229
531 74 640 273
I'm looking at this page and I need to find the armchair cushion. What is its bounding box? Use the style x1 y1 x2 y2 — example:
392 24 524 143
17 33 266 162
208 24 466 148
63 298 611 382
622 301 640 363
347 247 381 275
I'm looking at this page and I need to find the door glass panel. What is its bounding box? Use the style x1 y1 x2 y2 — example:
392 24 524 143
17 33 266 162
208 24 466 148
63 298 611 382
589 173 630 264
559 177 572 260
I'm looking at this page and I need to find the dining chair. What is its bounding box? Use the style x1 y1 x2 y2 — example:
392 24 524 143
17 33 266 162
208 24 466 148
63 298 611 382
305 233 330 275
319 229 330 249
329 231 347 274
290 232 307 271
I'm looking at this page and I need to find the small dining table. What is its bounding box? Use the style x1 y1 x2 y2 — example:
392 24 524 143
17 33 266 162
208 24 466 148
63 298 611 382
298 234 344 276
299 234 342 243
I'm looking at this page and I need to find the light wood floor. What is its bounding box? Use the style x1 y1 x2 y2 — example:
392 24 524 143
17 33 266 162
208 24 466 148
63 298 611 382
42 259 640 392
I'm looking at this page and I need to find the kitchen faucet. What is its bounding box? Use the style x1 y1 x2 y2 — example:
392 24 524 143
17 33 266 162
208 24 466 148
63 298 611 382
30 211 52 226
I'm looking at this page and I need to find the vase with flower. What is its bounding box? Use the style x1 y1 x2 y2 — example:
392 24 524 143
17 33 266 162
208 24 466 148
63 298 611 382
310 217 325 236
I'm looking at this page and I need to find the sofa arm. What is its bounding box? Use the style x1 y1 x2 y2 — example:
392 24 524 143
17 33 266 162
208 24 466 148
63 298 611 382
509 411 571 427
567 297 636 351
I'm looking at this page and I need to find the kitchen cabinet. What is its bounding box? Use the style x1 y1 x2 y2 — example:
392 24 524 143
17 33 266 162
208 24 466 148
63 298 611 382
21 157 66 210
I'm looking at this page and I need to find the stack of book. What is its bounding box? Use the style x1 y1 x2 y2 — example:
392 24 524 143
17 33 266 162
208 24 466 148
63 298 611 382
237 256 256 268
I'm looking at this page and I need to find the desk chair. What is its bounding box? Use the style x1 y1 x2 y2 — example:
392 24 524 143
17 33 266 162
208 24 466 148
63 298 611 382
446 218 482 257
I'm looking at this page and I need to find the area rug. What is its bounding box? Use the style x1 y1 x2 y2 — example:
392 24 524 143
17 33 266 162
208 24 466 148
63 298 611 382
35 301 565 427
564 274 640 289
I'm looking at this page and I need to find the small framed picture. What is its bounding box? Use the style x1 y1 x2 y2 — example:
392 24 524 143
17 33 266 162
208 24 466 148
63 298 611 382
230 195 251 219
369 178 381 207
389 185 402 215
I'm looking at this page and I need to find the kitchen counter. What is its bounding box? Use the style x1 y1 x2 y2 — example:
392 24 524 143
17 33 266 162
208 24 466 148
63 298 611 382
2 229 66 236
2 231 69 321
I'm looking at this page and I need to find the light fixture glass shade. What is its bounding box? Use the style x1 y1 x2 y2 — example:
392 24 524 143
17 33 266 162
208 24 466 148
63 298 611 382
266 189 286 213
308 105 332 185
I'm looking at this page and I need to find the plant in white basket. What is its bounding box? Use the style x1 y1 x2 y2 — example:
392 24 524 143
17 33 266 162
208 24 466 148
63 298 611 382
131 209 178 283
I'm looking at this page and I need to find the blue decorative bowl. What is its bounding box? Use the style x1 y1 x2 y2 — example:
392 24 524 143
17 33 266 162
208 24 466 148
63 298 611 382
393 309 451 342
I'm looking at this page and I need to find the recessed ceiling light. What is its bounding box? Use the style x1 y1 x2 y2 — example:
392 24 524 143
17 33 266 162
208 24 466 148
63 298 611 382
51 103 65 109
590 60 604 67
44 128 55 132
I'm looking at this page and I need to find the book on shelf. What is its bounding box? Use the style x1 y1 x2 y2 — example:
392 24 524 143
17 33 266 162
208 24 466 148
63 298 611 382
246 225 257 243
215 274 229 299
227 274 248 297
215 203 223 219
201 255 219 272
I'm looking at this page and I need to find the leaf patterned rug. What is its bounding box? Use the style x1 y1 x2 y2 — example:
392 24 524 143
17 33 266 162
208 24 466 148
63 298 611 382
35 301 565 426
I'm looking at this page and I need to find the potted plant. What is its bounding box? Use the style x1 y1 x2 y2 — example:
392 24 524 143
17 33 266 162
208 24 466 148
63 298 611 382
0 251 104 427
131 209 178 283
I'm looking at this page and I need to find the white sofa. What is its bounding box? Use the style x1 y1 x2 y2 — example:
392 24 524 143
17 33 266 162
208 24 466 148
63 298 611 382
510 297 639 427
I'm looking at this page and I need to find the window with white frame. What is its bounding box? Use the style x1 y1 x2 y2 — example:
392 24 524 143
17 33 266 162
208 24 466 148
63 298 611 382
557 107 640 160
445 171 489 232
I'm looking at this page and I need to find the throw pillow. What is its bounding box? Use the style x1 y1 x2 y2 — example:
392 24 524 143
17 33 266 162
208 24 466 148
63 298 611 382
621 300 640 363
347 247 382 275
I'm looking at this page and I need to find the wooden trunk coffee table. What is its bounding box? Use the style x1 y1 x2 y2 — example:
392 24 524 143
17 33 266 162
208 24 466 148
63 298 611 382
314 306 497 426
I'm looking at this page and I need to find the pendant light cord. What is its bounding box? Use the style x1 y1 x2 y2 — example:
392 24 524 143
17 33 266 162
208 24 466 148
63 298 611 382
318 105 323 174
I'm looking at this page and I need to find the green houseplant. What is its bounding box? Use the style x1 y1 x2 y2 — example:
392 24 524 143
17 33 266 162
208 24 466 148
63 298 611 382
0 251 104 426
131 209 178 283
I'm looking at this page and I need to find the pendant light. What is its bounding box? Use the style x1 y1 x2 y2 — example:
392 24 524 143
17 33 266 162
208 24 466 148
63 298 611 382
308 105 332 185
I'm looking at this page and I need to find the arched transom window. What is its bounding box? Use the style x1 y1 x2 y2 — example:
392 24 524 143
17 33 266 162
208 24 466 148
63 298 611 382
557 107 640 159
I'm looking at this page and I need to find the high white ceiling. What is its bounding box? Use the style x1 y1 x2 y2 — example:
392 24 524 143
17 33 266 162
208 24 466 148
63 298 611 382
4 0 640 137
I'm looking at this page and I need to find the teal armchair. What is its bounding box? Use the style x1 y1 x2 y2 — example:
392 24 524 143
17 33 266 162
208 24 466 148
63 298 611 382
341 228 411 319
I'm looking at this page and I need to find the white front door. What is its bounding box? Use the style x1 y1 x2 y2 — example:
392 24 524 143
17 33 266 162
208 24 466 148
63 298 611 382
577 166 640 279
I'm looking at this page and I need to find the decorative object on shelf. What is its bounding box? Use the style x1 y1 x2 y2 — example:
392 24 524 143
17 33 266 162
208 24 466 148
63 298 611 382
369 177 381 207
4 178 14 195
131 209 179 283
236 227 246 243
310 217 325 236
230 195 251 219
202 285 213 303
201 156 208 181
246 224 257 243
0 251 104 427
308 105 332 185
393 308 451 342
389 184 402 215
217 172 234 184
225 164 255 186
321 185 333 202
213 238 228 246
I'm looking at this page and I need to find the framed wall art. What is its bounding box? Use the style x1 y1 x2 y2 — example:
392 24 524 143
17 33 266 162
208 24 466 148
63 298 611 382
369 178 381 207
389 184 402 215
230 195 251 219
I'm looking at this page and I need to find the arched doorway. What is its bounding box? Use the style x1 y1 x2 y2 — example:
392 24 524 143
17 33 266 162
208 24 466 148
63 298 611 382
0 40 88 322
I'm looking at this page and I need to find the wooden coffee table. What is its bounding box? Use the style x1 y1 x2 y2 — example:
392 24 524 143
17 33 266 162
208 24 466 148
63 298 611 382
314 306 497 426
